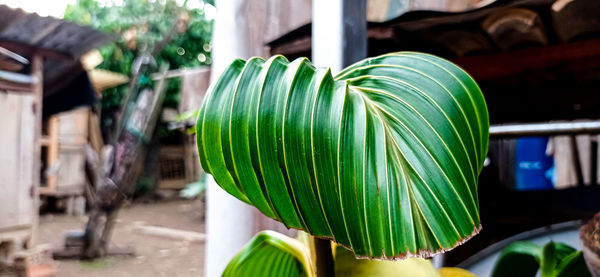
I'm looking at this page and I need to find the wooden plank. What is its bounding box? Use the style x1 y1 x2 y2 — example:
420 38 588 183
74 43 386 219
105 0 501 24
44 116 58 194
0 91 35 234
133 224 206 243
39 137 50 146
0 81 32 92
57 107 89 146
40 107 91 197
151 67 209 81
54 147 86 196
0 92 24 229
38 187 54 196
17 94 35 228
88 110 104 156
184 135 200 182
29 53 42 247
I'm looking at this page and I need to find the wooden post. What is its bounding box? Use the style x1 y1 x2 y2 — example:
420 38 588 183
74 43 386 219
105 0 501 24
312 0 367 275
30 53 43 247
44 116 59 194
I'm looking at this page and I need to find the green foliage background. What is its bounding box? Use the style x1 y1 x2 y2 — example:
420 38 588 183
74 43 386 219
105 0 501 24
63 0 213 110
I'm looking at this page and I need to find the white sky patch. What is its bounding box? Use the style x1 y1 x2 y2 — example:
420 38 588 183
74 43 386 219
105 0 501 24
2 0 76 18
203 2 216 20
0 0 133 18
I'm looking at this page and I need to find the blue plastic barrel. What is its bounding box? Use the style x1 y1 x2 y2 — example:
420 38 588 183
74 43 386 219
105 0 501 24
515 137 554 190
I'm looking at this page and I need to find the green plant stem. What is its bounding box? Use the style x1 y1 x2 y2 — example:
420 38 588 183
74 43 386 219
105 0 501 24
314 238 335 277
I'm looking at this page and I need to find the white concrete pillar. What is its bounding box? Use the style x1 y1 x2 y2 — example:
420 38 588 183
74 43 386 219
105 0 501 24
204 1 257 276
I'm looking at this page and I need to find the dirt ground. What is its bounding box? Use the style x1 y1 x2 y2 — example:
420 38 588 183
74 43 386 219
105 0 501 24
37 199 205 277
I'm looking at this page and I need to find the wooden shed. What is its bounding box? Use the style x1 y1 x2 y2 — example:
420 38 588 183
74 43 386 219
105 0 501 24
0 5 111 264
156 68 210 190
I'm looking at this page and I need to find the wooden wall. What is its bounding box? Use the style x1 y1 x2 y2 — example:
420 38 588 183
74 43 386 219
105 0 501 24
0 91 37 260
0 92 36 229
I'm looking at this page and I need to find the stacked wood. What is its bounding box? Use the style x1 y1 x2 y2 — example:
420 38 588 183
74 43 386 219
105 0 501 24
552 0 600 42
482 8 548 51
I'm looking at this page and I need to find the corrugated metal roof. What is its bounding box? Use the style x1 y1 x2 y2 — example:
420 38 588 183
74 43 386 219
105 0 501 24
0 5 115 98
0 4 112 61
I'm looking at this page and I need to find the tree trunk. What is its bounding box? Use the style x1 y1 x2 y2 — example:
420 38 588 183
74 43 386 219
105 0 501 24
82 67 169 258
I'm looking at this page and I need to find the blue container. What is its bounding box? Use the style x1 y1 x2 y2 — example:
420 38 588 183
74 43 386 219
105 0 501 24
515 137 554 190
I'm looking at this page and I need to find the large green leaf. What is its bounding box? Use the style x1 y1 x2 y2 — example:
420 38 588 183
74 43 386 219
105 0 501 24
491 241 542 277
223 230 315 277
491 241 591 277
197 52 489 259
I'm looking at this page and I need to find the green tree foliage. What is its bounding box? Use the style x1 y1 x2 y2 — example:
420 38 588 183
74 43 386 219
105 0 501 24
63 0 214 109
